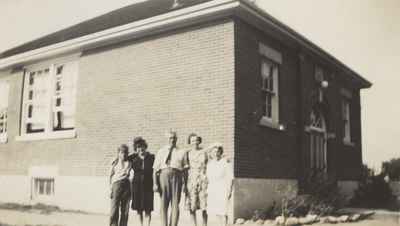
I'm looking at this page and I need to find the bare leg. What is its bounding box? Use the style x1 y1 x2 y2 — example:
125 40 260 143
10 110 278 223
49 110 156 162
202 210 208 226
190 210 197 226
223 215 228 226
217 215 227 226
137 211 143 226
144 211 152 226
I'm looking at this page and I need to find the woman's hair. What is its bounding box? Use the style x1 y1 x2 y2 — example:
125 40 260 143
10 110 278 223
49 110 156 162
216 145 223 154
167 130 177 139
133 136 148 151
187 133 202 145
118 144 129 154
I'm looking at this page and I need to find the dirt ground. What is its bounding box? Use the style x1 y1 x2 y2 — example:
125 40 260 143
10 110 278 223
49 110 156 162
0 208 399 226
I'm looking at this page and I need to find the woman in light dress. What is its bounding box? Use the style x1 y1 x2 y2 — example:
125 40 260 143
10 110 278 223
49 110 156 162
206 144 233 226
185 133 209 226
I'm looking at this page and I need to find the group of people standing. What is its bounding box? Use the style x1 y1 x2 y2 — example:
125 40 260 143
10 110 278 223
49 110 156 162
109 131 233 226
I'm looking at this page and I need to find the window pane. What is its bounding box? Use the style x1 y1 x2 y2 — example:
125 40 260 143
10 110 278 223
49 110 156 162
24 69 50 133
34 179 39 195
261 61 271 79
260 57 279 121
266 94 272 118
46 179 52 195
39 180 44 194
53 62 77 131
34 178 54 196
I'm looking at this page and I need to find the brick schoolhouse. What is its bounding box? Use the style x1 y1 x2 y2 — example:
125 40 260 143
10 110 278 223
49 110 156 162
0 0 371 220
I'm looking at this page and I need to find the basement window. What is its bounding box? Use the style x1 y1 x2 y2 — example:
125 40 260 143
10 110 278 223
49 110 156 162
34 178 55 196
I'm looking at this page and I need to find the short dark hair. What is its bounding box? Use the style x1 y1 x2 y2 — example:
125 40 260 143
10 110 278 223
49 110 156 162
187 133 202 145
133 137 148 151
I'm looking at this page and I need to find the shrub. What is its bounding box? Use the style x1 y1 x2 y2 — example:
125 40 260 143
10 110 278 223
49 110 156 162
350 172 398 210
249 169 346 220
382 158 400 181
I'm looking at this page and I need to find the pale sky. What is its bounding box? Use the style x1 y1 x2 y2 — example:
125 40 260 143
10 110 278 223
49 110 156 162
0 0 399 170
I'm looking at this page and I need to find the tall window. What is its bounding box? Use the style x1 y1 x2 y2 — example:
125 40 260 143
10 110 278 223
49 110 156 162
0 81 10 143
259 43 281 126
342 99 351 143
261 59 279 120
20 58 78 140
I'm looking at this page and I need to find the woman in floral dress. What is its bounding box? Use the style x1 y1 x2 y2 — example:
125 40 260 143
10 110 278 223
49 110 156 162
185 133 210 226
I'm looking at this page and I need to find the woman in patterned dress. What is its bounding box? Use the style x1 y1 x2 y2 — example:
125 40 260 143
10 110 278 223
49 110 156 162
131 137 155 226
185 133 210 226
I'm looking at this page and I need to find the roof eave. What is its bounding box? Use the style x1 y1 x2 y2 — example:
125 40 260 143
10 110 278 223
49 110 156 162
0 0 373 89
0 0 239 71
238 0 372 89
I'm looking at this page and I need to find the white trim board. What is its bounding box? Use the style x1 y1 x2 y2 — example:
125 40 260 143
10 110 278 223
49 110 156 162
0 0 239 70
0 0 370 88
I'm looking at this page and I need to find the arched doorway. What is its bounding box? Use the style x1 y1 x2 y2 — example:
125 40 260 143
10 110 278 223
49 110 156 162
309 109 328 173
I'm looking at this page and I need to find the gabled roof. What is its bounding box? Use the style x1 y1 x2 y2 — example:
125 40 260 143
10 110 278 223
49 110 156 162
0 0 211 59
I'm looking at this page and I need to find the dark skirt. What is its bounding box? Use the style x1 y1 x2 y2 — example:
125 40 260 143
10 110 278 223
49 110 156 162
131 173 154 211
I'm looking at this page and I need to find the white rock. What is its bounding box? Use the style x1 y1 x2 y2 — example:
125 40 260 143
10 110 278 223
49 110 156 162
263 219 276 226
350 214 361 222
285 217 299 226
235 218 246 225
327 216 339 223
319 217 329 224
255 219 264 225
299 214 318 224
338 215 349 223
275 216 285 225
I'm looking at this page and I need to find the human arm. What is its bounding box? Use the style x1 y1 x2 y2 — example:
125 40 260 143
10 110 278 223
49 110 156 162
109 164 115 198
226 159 234 200
153 152 161 193
182 150 190 196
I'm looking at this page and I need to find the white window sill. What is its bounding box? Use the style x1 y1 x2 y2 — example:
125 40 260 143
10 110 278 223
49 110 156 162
15 130 77 142
0 134 7 144
343 140 355 147
259 117 285 131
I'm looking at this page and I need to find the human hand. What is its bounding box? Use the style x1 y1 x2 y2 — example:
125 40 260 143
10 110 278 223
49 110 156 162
153 184 160 193
183 186 189 196
226 190 232 200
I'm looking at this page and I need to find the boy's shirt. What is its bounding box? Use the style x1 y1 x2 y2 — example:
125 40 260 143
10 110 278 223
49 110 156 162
110 159 133 185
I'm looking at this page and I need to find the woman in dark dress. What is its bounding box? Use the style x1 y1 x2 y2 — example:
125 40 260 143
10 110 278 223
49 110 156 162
131 137 155 226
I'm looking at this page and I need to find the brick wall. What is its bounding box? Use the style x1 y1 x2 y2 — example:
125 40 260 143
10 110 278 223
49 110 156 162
234 19 300 179
298 47 363 181
0 19 235 177
234 18 363 181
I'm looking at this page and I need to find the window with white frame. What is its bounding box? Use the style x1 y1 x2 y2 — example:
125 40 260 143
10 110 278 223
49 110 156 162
0 81 10 143
342 98 351 143
34 178 55 196
20 57 78 140
261 58 279 120
259 43 281 127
